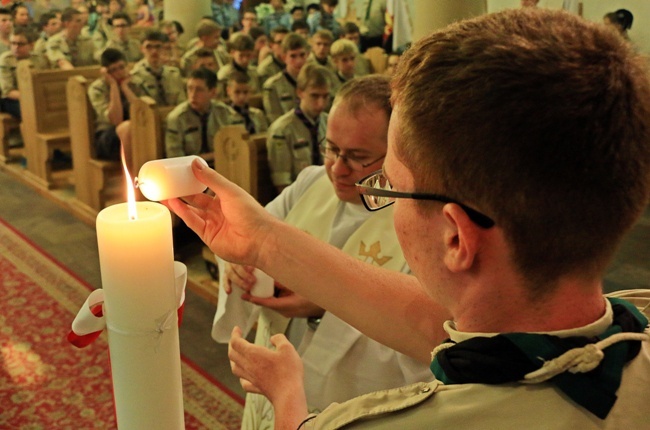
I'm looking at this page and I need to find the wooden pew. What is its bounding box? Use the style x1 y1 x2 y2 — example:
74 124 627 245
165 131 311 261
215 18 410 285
17 61 101 189
67 77 175 217
364 47 387 75
129 96 175 174
67 75 122 218
0 112 20 164
213 125 276 206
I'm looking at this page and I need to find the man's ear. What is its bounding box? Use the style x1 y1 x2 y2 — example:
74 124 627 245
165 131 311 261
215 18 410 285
442 204 480 273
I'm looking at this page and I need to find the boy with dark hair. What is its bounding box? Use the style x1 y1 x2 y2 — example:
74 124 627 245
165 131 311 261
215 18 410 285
290 19 309 40
262 32 308 123
46 7 96 69
165 67 229 158
290 6 304 23
217 33 260 95
256 25 288 84
266 63 330 192
191 47 218 73
88 48 141 165
239 8 258 36
224 71 267 135
0 26 46 120
130 30 186 106
33 11 60 65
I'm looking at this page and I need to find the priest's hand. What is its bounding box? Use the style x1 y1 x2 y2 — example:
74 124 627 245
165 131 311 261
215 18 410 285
245 284 325 319
229 326 308 429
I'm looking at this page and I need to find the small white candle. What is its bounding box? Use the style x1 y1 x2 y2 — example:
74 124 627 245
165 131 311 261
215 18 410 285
96 202 184 430
137 156 207 201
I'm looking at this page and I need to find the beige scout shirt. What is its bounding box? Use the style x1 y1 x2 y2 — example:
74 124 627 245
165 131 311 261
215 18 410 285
262 71 299 124
33 37 50 68
257 54 284 86
266 109 327 187
180 44 231 77
87 77 142 132
216 62 261 96
46 32 97 67
165 99 230 158
222 103 268 134
130 60 186 106
95 38 142 63
0 52 48 97
303 290 650 430
307 52 337 75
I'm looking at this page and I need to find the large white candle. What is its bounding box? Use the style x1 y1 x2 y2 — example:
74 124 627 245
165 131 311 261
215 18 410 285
96 201 184 430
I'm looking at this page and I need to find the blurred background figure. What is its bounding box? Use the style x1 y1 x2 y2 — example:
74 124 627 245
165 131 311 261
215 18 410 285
604 9 633 39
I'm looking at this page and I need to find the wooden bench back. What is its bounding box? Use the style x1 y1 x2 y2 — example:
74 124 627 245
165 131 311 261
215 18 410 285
214 126 276 206
364 47 387 75
18 61 101 134
129 96 175 176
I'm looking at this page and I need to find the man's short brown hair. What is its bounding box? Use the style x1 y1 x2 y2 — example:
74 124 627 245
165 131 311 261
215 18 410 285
334 75 391 120
392 9 650 292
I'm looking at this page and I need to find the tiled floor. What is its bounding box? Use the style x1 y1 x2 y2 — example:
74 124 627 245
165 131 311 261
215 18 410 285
1 166 649 404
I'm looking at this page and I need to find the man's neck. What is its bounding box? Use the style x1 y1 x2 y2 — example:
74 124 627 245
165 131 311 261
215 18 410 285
286 68 300 79
146 60 162 73
452 273 606 334
64 30 78 42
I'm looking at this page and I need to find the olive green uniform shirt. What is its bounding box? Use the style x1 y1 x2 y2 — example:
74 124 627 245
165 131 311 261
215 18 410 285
222 103 268 134
257 54 284 86
46 32 97 68
180 44 230 77
262 71 299 124
95 38 142 63
216 62 261 97
87 77 142 132
0 52 48 97
130 59 186 106
266 109 327 187
165 99 230 158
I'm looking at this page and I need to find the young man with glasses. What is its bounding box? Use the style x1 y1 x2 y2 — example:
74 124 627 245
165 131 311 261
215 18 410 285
95 11 141 63
266 63 329 193
88 48 141 166
212 75 431 429
130 30 185 106
256 25 288 85
0 26 46 120
165 8 650 429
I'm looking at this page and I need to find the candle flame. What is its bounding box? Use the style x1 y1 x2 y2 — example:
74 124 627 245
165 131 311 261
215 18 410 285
120 144 138 221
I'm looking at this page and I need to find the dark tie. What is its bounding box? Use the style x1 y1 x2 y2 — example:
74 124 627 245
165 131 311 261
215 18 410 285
294 108 320 165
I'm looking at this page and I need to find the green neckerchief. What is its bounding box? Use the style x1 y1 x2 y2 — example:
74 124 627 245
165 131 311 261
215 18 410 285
430 298 648 419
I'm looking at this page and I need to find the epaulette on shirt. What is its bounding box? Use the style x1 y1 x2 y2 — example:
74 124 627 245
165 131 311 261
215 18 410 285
272 134 286 140
293 139 309 149
184 126 199 133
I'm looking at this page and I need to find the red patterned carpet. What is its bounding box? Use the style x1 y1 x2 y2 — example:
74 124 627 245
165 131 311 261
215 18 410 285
0 218 243 429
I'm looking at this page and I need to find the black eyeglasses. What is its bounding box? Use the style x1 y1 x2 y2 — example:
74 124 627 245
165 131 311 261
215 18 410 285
319 142 384 172
356 170 495 229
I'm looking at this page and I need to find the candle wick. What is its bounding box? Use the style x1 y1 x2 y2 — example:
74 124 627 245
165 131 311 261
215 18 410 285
134 177 141 189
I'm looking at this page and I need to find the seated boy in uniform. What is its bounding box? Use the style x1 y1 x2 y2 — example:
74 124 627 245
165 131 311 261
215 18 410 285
223 71 268 135
217 33 260 95
266 63 330 192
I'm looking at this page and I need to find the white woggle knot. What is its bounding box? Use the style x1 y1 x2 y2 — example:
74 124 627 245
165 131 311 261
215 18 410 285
523 331 650 384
